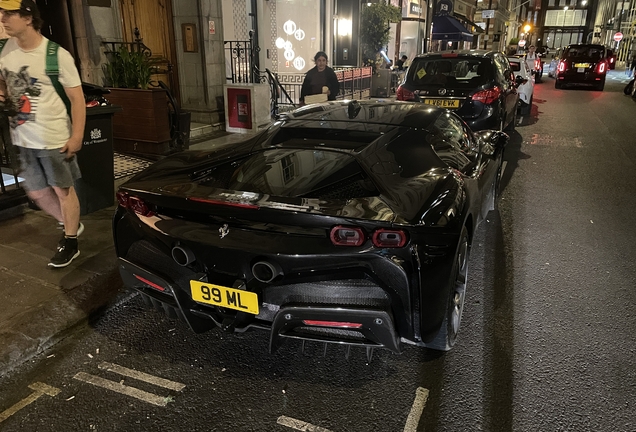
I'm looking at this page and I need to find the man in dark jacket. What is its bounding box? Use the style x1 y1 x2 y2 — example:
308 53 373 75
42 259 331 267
395 55 408 71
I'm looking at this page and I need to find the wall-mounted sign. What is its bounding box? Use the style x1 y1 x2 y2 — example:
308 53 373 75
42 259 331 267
482 9 495 19
209 21 216 35
436 0 453 16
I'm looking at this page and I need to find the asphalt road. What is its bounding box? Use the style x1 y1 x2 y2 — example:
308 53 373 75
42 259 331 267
1 74 635 432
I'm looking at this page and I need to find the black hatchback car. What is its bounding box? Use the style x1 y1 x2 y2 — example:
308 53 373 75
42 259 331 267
554 44 608 91
396 50 522 132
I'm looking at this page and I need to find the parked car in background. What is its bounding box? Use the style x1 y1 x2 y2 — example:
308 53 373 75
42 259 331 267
554 44 608 91
396 50 523 132
546 47 563 78
113 100 508 356
507 56 534 115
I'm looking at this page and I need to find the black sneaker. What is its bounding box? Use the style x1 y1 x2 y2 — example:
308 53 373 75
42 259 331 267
57 222 84 249
48 237 80 268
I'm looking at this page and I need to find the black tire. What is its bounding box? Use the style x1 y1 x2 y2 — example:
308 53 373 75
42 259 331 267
426 226 471 351
596 80 605 91
555 80 562 89
624 79 634 95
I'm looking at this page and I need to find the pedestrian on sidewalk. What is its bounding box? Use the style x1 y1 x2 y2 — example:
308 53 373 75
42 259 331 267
0 0 86 268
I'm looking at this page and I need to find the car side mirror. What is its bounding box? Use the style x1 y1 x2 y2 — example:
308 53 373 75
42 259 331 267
475 130 509 158
515 75 526 87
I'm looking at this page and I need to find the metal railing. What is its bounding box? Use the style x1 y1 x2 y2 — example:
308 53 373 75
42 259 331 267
225 40 259 84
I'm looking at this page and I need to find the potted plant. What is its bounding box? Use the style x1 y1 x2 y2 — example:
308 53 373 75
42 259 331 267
103 46 172 156
360 2 402 71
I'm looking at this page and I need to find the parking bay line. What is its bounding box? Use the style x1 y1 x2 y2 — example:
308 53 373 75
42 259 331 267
277 387 429 432
73 372 172 407
403 387 430 432
277 416 333 432
98 361 185 392
0 382 60 423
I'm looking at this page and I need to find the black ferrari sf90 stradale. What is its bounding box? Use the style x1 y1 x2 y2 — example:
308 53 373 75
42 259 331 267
114 100 507 357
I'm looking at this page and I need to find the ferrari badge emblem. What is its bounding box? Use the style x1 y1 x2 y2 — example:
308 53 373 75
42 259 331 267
219 224 230 239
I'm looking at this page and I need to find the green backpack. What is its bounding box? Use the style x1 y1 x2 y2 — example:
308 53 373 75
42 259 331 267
0 38 72 118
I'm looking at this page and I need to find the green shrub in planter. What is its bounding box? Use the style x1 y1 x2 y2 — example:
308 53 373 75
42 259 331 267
103 46 154 89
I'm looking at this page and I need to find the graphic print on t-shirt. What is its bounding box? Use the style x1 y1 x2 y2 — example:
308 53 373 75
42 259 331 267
2 65 41 128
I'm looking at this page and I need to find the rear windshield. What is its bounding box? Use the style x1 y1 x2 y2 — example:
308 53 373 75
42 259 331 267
564 46 604 60
409 58 492 87
196 149 379 199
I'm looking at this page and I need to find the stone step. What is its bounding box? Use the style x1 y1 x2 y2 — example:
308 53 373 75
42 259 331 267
190 122 215 139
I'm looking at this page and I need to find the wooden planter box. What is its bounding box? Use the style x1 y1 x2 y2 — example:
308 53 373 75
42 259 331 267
106 88 171 156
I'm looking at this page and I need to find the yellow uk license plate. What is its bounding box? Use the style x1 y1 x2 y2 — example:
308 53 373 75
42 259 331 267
190 281 259 315
574 63 590 68
423 98 460 108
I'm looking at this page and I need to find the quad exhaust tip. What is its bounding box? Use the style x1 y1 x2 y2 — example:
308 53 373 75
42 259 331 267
252 261 282 283
172 245 196 266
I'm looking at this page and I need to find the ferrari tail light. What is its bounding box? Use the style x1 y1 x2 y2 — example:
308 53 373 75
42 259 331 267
596 61 606 74
558 60 566 73
330 226 365 246
372 229 407 248
116 191 156 217
396 85 415 101
471 87 501 105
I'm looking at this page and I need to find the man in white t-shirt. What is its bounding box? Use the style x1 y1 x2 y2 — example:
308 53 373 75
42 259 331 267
525 45 539 77
0 0 86 268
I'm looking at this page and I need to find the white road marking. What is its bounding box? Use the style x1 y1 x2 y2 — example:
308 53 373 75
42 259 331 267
0 382 60 423
98 362 185 391
73 372 171 407
402 387 430 432
277 415 334 432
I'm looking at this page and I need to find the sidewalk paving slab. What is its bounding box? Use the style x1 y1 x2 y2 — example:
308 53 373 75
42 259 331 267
0 205 123 376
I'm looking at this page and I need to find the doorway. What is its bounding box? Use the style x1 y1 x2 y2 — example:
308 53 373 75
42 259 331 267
119 0 181 102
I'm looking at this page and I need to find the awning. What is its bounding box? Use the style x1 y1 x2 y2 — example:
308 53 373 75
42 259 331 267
432 15 474 42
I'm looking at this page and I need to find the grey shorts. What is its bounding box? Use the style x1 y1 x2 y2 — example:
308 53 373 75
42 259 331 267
18 147 82 191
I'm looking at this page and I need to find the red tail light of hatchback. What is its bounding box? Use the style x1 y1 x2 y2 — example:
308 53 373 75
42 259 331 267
595 61 607 74
471 87 501 105
557 60 566 73
396 85 415 101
